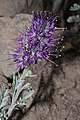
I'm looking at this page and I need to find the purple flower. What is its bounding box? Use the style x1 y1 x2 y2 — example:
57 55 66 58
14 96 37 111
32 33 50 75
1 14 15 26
11 11 64 69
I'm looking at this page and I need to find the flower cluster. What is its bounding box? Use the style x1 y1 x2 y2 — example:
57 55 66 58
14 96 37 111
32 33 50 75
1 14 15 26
11 11 64 69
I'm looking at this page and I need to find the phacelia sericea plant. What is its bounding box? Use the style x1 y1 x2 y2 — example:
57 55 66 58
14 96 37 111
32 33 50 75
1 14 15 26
0 69 35 120
0 11 65 120
10 11 65 70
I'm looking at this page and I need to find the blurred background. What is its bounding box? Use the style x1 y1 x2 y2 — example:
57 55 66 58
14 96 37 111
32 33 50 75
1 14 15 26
0 0 80 26
0 0 80 23
0 0 80 51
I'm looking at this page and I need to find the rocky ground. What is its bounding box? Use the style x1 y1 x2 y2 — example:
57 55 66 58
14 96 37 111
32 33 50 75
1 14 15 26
26 51 80 120
0 6 80 120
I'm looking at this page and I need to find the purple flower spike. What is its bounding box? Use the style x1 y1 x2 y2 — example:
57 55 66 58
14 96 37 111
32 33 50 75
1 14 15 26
11 11 64 69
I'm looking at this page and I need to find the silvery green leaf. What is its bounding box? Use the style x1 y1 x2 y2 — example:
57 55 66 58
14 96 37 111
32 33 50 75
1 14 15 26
18 90 34 104
0 88 10 110
12 75 18 91
20 83 31 91
14 107 19 111
14 80 24 92
70 3 80 11
0 68 34 119
25 70 37 77
0 110 6 120
5 72 34 119
67 15 80 23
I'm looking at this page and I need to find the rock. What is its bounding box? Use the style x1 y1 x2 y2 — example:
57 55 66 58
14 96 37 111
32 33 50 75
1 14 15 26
0 0 27 17
0 13 32 76
66 101 80 120
21 51 80 120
